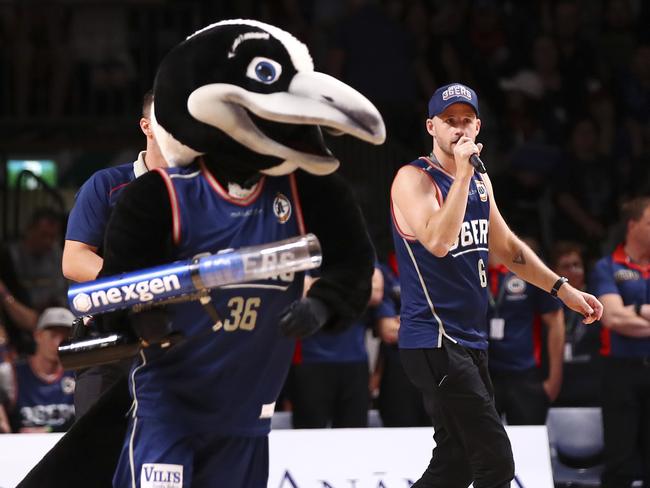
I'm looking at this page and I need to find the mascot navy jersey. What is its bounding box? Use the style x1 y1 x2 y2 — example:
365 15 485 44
129 160 304 436
392 157 490 350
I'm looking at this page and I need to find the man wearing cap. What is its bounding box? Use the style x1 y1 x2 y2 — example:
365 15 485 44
9 307 76 433
390 82 603 487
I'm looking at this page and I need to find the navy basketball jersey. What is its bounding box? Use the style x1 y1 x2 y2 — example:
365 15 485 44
130 160 304 436
14 361 76 432
392 157 490 350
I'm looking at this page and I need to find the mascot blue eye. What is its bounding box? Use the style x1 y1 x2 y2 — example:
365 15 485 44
246 57 282 84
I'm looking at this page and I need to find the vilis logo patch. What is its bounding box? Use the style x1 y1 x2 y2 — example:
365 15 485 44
141 463 183 488
273 193 292 224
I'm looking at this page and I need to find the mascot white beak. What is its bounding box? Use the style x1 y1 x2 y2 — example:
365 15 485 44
187 70 385 176
152 19 386 175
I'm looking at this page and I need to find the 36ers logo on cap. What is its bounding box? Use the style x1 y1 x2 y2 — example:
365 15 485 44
442 84 473 101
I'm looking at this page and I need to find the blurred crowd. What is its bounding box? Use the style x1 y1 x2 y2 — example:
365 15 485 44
0 0 648 447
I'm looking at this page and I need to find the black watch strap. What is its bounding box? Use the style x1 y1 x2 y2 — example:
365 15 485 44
551 277 568 297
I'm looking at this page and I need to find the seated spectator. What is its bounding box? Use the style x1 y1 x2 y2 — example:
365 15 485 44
10 307 76 433
552 241 602 407
0 207 66 354
0 208 67 311
0 278 38 354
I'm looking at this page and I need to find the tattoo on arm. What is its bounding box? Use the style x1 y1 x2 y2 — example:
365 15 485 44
512 249 526 265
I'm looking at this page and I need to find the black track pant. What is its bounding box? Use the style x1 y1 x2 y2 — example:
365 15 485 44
74 359 132 418
401 338 515 488
601 357 650 488
490 368 549 425
291 361 369 428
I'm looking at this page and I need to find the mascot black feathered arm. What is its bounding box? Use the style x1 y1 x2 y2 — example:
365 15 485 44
17 19 384 488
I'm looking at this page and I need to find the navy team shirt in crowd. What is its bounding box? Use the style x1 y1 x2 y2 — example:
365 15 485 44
299 319 368 364
129 161 304 436
14 361 75 432
392 157 490 350
299 295 396 364
487 264 561 372
590 244 650 358
65 152 149 248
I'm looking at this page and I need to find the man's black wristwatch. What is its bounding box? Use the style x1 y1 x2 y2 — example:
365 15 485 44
551 277 569 297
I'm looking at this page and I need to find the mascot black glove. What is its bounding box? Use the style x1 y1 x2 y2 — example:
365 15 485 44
279 297 330 339
129 308 172 344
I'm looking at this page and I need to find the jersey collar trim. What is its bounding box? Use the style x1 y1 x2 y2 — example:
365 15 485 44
200 159 266 207
133 151 148 178
612 244 650 278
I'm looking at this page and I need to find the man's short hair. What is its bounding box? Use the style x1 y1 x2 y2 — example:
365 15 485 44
621 197 650 224
142 89 154 119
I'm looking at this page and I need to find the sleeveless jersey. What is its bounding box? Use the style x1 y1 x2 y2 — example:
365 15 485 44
391 157 490 350
130 160 304 436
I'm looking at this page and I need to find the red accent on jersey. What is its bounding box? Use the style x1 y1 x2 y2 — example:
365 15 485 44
153 168 181 246
533 313 543 367
612 244 650 279
600 326 611 356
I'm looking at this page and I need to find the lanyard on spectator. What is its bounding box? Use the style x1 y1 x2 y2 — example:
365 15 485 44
488 270 508 318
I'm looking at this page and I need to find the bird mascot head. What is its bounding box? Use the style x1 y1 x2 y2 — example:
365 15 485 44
151 19 385 180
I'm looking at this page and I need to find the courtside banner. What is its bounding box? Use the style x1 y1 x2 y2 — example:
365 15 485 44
0 427 552 487
268 427 553 488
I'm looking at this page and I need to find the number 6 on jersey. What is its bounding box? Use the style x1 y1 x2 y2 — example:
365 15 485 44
478 258 487 288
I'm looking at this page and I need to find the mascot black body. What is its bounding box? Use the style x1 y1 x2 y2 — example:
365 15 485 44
19 19 384 488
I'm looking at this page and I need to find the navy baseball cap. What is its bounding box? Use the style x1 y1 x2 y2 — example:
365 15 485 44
428 83 479 118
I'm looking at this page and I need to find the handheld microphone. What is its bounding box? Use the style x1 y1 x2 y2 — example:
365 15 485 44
470 154 486 174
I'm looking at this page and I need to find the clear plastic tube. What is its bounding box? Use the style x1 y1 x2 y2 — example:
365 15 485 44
68 234 322 316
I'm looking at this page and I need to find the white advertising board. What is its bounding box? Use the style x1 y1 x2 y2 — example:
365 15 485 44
0 426 552 488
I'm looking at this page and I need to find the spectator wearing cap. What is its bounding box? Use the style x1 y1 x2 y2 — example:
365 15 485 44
9 307 76 433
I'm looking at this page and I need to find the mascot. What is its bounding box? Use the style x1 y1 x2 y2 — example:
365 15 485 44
19 19 384 488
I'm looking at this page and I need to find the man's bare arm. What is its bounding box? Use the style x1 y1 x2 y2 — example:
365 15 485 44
600 294 650 338
483 174 602 324
62 240 102 283
392 165 472 257
542 308 565 401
